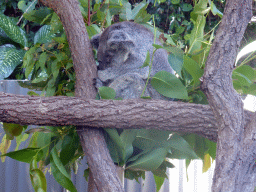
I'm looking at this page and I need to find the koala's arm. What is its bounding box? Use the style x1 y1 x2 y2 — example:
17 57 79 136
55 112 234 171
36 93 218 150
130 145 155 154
108 73 150 99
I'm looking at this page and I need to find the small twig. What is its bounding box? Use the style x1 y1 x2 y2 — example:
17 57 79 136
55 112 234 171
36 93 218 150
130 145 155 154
17 0 37 26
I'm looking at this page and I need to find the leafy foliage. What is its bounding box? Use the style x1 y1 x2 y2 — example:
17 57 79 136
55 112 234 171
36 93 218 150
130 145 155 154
0 0 255 191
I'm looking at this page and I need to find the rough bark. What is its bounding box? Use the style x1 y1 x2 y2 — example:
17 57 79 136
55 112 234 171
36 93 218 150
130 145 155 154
39 0 123 191
201 0 255 191
0 91 254 142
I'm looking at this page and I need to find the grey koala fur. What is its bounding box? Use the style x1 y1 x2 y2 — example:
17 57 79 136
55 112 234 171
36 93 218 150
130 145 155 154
91 21 175 99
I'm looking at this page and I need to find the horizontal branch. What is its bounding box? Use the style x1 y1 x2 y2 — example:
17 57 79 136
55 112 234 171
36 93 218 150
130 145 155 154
0 92 253 142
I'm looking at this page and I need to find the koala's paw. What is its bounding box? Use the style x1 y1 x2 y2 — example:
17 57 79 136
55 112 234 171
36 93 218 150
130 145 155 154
94 78 103 89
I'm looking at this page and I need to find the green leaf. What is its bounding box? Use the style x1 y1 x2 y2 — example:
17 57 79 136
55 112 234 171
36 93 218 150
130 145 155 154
140 50 150 68
51 59 60 81
0 13 28 47
50 147 77 192
99 86 116 99
86 25 101 39
15 133 29 150
183 55 204 84
1 148 39 163
50 13 63 34
3 123 23 140
152 44 163 49
233 71 252 87
246 84 256 95
23 7 52 24
188 15 206 54
0 135 11 162
134 4 151 23
165 46 184 77
0 45 25 80
105 129 123 150
205 139 216 159
164 34 176 46
105 129 125 163
171 0 180 4
234 65 255 82
181 3 193 12
120 130 137 161
210 1 223 18
134 130 197 159
131 2 146 18
151 71 188 99
34 25 56 44
154 175 165 192
152 160 171 178
183 134 207 160
60 133 79 165
125 169 145 182
126 148 167 171
0 28 12 45
18 0 37 13
30 169 47 192
105 134 121 163
167 134 198 159
38 52 47 70
120 2 132 21
190 0 209 19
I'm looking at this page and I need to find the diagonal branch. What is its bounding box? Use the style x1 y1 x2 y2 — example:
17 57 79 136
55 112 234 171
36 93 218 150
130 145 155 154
39 0 123 191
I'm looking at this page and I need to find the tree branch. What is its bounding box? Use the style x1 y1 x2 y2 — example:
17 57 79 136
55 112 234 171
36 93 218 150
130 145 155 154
0 92 254 142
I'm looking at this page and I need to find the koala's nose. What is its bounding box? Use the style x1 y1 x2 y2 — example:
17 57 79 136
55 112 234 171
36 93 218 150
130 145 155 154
109 31 129 42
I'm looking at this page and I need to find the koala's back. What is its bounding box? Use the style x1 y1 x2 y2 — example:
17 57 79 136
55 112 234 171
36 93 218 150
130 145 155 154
94 22 174 78
91 21 174 99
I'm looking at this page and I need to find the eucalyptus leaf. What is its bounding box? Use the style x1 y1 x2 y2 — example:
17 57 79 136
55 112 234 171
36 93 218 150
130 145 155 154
188 15 206 54
126 147 167 171
165 46 184 77
183 55 204 84
99 86 116 99
120 2 132 21
30 169 47 192
210 1 223 18
60 133 79 165
3 123 23 140
120 130 137 161
151 71 188 99
154 174 165 192
50 148 77 192
167 134 198 159
140 50 150 68
1 148 39 163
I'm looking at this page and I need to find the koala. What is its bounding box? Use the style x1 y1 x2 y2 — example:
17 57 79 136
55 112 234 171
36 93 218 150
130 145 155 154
91 21 175 99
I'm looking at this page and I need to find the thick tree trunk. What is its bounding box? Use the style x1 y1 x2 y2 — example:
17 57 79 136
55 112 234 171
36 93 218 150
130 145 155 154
39 0 123 191
201 0 256 191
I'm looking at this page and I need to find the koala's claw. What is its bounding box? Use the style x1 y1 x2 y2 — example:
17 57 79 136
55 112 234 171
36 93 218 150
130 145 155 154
95 78 103 89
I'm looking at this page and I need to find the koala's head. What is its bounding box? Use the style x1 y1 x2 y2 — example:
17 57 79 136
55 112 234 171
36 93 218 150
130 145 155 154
91 22 153 70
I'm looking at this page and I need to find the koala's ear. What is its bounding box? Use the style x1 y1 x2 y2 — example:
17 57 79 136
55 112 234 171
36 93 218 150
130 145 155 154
90 34 101 49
